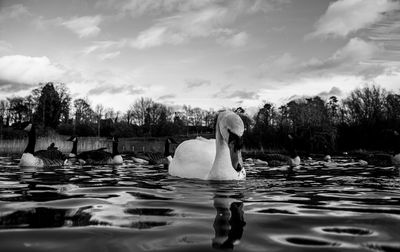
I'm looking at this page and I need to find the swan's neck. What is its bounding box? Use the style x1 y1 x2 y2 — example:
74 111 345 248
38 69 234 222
24 126 36 154
208 124 233 180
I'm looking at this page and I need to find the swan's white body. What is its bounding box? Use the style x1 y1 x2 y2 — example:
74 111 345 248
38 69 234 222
169 111 246 180
20 153 44 167
169 138 216 179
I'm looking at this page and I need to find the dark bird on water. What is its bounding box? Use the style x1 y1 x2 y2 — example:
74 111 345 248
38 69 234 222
66 136 123 165
19 123 66 167
132 137 177 168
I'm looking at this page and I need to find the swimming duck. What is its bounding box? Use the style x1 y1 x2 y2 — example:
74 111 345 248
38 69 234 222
353 130 400 167
169 110 245 180
132 138 177 168
19 123 66 167
66 136 123 165
256 135 301 168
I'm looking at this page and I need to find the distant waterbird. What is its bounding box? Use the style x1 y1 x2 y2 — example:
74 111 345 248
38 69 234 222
250 134 301 168
132 138 177 168
66 136 123 165
19 123 66 167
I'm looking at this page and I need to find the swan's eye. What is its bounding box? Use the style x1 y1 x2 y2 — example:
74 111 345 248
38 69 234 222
228 129 243 151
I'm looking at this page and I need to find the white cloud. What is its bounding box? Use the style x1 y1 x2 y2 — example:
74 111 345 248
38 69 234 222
62 15 103 38
247 0 291 13
256 38 395 92
106 0 288 17
126 0 282 49
82 40 127 55
130 6 234 49
217 32 249 47
158 94 176 100
185 78 211 88
317 86 343 99
226 90 260 99
118 0 218 16
88 83 144 95
0 4 30 21
98 51 121 60
309 0 400 38
258 52 297 79
0 55 65 86
33 16 64 30
131 26 186 49
301 38 384 76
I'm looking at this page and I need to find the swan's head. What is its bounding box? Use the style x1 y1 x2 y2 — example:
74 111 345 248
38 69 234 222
218 111 245 172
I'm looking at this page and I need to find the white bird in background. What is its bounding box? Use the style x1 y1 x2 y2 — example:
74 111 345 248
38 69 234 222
169 110 246 180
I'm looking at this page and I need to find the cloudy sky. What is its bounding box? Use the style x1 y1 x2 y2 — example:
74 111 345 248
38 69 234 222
0 0 399 112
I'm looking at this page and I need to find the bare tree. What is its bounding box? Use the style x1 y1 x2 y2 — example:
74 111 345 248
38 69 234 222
343 85 388 124
129 97 153 126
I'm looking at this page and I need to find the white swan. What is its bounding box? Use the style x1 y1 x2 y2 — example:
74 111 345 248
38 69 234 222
169 111 245 180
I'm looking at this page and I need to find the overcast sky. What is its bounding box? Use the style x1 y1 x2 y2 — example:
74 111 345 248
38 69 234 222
0 0 399 112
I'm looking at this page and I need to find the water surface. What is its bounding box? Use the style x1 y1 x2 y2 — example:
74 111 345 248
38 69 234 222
0 156 399 252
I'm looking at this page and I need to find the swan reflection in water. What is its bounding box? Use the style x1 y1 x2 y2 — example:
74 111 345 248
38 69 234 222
212 191 246 250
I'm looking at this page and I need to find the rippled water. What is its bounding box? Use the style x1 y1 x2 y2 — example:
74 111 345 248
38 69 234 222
0 155 399 252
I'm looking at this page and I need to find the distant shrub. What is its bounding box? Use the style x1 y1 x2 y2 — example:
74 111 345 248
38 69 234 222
76 124 96 136
57 123 74 136
0 127 25 139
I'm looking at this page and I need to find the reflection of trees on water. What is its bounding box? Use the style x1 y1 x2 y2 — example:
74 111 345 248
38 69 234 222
0 205 171 229
0 207 92 228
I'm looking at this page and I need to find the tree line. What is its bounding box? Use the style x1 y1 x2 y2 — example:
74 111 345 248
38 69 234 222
0 82 217 139
1 82 399 154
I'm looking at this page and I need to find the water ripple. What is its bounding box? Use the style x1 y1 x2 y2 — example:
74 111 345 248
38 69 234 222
0 156 399 251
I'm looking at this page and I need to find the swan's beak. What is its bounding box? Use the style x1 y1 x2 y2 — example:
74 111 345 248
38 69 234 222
229 142 243 172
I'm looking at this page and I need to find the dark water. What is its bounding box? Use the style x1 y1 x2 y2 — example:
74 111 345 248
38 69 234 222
0 156 399 252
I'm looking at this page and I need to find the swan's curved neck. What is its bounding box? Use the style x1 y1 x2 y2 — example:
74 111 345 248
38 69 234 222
24 126 36 154
208 123 233 179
